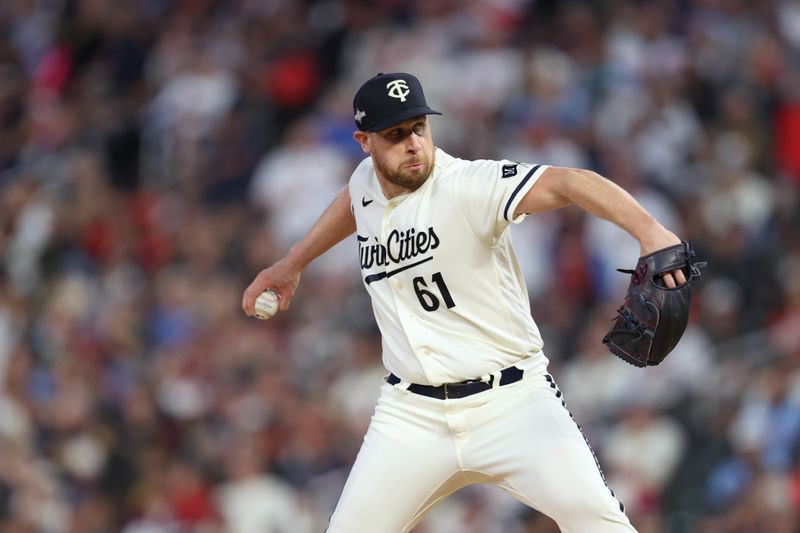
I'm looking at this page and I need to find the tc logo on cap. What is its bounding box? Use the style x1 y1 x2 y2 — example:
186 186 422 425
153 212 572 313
386 79 411 102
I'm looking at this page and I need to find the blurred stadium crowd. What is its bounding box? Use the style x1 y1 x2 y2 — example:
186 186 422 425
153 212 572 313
1 0 800 531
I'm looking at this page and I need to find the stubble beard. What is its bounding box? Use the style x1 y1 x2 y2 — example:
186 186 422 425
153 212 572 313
374 151 435 192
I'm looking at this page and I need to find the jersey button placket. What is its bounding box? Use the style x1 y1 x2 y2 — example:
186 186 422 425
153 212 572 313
380 203 393 246
383 203 401 296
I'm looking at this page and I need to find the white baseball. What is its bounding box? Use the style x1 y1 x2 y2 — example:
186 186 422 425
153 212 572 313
254 290 280 320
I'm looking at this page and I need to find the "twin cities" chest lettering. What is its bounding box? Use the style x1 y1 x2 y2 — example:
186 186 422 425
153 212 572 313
359 227 440 270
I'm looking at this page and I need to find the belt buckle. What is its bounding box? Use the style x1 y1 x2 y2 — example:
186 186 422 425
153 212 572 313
444 383 450 400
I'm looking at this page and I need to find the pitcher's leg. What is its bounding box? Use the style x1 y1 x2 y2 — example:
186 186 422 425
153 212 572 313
327 385 464 533
465 380 636 533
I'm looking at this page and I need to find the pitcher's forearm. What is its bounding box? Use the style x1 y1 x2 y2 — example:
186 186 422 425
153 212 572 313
285 186 356 269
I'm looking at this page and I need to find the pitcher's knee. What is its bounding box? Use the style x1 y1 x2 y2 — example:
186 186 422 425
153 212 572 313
555 495 634 532
545 488 630 529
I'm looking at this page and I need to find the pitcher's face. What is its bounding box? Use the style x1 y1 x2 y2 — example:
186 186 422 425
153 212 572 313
355 116 435 193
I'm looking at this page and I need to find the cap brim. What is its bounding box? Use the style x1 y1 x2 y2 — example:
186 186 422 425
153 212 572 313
364 107 442 132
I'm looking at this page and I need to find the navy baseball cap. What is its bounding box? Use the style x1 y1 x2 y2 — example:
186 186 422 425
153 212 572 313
353 72 441 132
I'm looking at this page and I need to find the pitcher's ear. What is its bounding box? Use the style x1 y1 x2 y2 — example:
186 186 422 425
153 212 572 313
353 131 370 153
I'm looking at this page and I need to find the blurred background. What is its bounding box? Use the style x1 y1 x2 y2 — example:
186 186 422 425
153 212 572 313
1 0 799 531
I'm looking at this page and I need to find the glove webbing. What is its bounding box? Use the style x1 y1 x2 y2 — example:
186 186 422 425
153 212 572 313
614 305 655 340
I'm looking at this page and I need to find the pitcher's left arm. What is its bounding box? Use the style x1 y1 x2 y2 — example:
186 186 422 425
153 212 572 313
515 166 686 287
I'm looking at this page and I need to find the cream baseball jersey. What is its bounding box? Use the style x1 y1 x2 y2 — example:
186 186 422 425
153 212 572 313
349 148 551 385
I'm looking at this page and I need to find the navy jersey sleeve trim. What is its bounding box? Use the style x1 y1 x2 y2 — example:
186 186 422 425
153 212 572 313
503 164 541 222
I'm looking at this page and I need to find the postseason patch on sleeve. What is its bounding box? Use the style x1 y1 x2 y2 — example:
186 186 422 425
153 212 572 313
501 164 518 178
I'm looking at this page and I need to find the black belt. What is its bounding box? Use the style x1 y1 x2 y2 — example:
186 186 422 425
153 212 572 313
387 366 524 400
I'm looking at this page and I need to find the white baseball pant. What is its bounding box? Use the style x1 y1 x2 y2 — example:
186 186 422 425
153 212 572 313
326 367 637 533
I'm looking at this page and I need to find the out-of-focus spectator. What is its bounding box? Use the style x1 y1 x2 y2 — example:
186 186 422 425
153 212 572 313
603 406 687 521
216 439 313 533
249 117 356 278
559 309 633 422
729 365 800 472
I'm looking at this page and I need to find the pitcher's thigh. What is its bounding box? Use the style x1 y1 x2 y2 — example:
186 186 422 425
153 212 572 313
493 393 636 532
327 408 463 532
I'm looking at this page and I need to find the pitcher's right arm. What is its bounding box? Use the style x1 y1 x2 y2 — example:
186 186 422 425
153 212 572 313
242 186 356 316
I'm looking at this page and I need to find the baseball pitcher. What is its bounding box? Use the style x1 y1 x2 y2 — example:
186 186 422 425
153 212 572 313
243 72 696 532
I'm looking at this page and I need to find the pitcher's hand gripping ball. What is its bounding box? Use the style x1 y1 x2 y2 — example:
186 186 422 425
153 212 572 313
254 290 280 320
603 242 706 367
